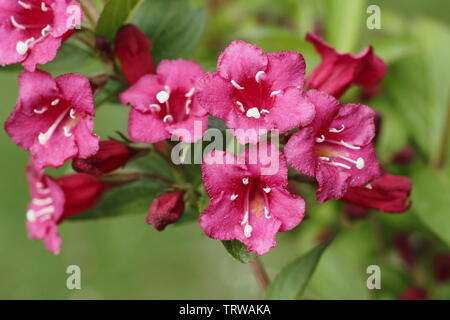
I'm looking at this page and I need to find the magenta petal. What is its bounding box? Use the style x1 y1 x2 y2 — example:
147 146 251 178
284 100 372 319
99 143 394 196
268 87 315 132
268 188 305 232
128 109 169 143
18 70 59 114
56 73 95 115
73 116 99 159
217 40 268 82
316 164 351 202
196 72 234 119
285 127 317 177
157 59 205 91
202 150 249 198
22 36 61 72
227 111 272 145
242 210 282 255
120 74 163 113
51 0 82 37
306 89 341 132
266 51 306 89
167 115 207 143
0 23 25 66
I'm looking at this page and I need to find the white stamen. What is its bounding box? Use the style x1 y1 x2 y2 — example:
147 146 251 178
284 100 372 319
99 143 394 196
32 197 53 206
264 206 271 219
230 194 239 201
11 16 26 30
185 99 191 115
69 108 76 119
149 104 161 112
340 140 361 150
235 101 245 113
246 107 261 119
36 182 50 195
316 135 325 143
51 99 60 106
329 124 345 133
319 156 330 161
163 115 173 123
16 41 28 55
270 90 281 97
185 88 195 98
255 71 265 83
329 162 351 169
38 109 69 145
260 109 270 114
242 178 249 185
63 126 72 137
156 90 170 103
231 80 244 90
18 1 32 9
365 184 373 189
244 224 253 238
41 2 49 11
27 205 55 222
263 187 271 193
356 157 365 169
33 107 48 114
41 24 51 37
26 210 36 222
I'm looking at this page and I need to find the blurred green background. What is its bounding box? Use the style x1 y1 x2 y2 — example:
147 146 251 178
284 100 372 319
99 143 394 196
1 0 450 299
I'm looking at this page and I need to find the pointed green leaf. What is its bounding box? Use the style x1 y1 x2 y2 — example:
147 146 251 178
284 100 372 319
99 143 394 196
222 240 256 264
96 0 141 41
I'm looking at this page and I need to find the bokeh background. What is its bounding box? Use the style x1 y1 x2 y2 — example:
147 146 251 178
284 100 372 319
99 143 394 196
1 0 450 299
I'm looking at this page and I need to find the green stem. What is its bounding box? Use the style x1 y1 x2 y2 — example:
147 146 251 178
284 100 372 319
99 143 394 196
250 257 270 292
434 97 450 168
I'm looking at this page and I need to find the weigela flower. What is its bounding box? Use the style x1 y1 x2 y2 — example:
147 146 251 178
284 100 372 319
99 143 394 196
115 24 155 85
305 33 387 99
5 70 99 169
200 144 305 255
0 0 82 71
146 192 185 231
26 166 108 254
342 173 412 213
72 140 134 176
196 40 315 144
285 90 381 202
120 59 208 143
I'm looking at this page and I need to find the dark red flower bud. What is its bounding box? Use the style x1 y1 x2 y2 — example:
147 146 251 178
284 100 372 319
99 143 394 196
114 24 155 85
392 233 416 268
146 192 185 231
72 140 133 176
432 253 450 283
343 203 370 220
55 173 109 219
400 287 427 300
392 146 416 166
342 174 412 213
96 36 114 60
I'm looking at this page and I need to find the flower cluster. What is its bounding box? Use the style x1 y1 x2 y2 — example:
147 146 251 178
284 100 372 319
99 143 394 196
1 3 412 257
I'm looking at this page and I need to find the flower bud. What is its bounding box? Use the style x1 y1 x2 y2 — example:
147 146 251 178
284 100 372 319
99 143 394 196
392 146 415 166
115 24 155 84
146 192 185 231
343 203 370 221
400 287 427 300
392 233 416 268
72 140 132 176
55 173 109 219
432 253 450 283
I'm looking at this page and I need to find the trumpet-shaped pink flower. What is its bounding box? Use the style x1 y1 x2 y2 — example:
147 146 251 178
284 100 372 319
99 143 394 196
200 144 305 255
5 70 99 169
120 59 208 143
0 0 82 71
25 166 108 254
285 90 381 202
196 40 315 144
305 33 387 99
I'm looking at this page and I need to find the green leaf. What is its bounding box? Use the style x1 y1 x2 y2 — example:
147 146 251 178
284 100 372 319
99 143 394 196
68 177 167 220
131 0 206 64
265 243 329 300
222 240 256 263
96 0 141 41
324 0 366 52
412 167 450 247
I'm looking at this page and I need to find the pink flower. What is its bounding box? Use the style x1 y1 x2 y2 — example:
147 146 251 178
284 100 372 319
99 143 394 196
115 24 155 85
0 0 82 71
196 40 315 144
342 173 412 213
305 33 387 99
200 144 305 255
285 90 381 202
25 166 108 254
120 59 208 143
146 192 185 231
5 70 99 169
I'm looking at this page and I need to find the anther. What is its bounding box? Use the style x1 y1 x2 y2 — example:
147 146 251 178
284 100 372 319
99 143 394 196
185 88 195 98
156 91 170 104
231 80 244 90
69 108 76 119
242 178 249 185
244 224 253 238
163 115 173 123
255 71 265 83
270 90 281 97
41 24 51 37
33 107 47 114
235 101 245 113
18 1 32 9
329 124 345 133
263 187 271 193
51 99 60 106
41 2 49 11
260 109 270 115
32 197 53 206
11 16 26 30
264 206 271 219
63 127 72 137
230 194 239 201
149 104 161 112
316 135 325 143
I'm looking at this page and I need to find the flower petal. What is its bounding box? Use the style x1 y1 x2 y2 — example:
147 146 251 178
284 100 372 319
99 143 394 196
127 108 169 143
56 73 95 115
266 51 306 89
157 59 204 92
